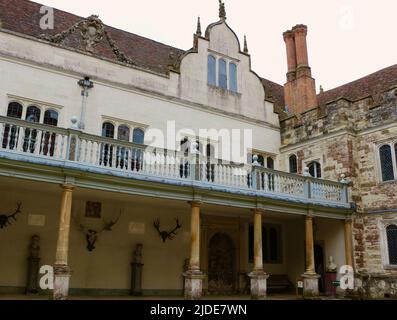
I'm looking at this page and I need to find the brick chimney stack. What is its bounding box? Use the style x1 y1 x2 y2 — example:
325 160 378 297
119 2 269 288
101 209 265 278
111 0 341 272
283 25 318 115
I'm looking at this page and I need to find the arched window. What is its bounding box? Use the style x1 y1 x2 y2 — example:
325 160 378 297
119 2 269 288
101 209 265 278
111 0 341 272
118 125 130 141
207 55 216 86
380 145 394 182
102 122 115 138
133 128 145 144
206 144 215 158
256 155 265 167
229 62 237 92
289 154 298 174
218 59 227 89
42 110 59 157
26 106 41 122
43 110 58 126
7 102 23 119
267 157 274 169
308 161 322 178
387 225 397 265
180 137 190 156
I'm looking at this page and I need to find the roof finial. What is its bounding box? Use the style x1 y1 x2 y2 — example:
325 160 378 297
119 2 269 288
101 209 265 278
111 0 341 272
319 85 324 94
219 0 226 21
196 16 202 36
244 34 249 53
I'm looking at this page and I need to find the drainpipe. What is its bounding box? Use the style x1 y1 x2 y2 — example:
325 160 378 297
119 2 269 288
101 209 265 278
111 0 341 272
77 76 94 130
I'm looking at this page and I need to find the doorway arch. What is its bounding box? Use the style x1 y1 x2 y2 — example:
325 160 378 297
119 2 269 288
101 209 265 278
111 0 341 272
207 232 236 294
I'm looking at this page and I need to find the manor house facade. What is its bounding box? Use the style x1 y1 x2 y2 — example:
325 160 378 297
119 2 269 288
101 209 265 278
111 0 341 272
0 0 396 299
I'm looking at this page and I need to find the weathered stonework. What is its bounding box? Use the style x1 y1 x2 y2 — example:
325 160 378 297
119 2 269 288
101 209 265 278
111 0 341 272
280 86 397 298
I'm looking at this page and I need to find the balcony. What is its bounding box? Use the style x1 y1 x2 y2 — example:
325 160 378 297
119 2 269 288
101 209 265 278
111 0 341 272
0 116 351 208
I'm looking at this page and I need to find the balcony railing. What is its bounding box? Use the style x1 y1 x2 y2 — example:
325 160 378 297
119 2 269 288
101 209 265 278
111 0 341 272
0 116 349 206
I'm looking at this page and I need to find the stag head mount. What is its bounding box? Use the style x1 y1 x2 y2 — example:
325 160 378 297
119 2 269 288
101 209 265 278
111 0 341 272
0 203 22 229
73 209 122 252
153 218 182 243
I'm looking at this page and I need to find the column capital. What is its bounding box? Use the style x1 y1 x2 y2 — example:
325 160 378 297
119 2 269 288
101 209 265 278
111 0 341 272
188 201 202 208
307 209 315 218
251 208 265 215
60 184 75 192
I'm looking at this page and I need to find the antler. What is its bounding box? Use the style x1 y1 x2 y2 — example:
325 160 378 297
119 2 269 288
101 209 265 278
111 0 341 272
98 210 122 233
8 202 22 221
167 217 182 240
153 218 162 236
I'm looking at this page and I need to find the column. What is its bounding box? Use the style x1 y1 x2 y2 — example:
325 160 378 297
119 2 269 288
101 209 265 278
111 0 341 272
248 209 268 300
344 218 353 268
53 184 74 300
184 201 205 300
302 212 320 297
283 30 297 81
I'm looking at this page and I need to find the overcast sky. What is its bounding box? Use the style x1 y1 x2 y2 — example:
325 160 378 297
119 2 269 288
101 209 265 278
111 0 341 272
38 0 396 91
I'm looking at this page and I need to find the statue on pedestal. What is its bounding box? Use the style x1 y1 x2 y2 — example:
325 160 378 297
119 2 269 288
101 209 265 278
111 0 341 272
26 235 40 294
131 243 144 296
327 256 337 273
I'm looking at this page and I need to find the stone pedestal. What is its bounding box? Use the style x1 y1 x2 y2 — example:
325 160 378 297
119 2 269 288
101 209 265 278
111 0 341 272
325 272 337 296
53 264 72 300
26 257 40 294
184 270 205 300
302 273 321 297
131 262 144 296
249 271 269 300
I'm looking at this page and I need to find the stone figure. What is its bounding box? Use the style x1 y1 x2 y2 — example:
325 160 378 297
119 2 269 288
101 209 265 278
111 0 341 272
26 235 40 294
131 243 144 296
327 256 337 272
134 243 143 264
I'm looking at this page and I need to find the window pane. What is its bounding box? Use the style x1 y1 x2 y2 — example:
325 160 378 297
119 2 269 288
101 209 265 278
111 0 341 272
267 157 274 169
44 110 58 126
102 122 114 138
289 155 298 173
26 106 41 123
308 161 321 178
118 125 130 141
387 225 397 265
206 144 215 158
229 63 237 92
207 55 216 86
7 102 23 119
133 128 145 144
380 145 394 182
218 59 227 89
257 155 265 166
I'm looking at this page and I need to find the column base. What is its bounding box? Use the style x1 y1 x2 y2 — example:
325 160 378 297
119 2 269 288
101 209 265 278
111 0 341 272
53 264 72 300
248 270 269 300
183 270 205 300
302 272 321 298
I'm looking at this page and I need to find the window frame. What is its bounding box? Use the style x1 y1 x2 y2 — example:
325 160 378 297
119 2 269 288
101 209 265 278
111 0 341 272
289 154 298 174
379 219 397 269
207 55 217 86
377 142 397 183
229 62 238 92
307 160 322 178
218 58 228 89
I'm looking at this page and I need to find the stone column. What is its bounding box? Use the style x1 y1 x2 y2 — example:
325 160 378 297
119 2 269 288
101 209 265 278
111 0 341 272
248 209 268 300
302 212 320 297
344 218 353 268
184 201 205 300
53 184 74 300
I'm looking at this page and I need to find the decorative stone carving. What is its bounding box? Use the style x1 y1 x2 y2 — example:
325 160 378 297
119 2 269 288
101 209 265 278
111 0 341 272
326 256 337 272
39 15 134 65
131 243 144 296
26 235 40 294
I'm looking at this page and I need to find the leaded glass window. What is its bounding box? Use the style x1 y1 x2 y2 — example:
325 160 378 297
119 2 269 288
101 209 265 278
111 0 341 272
380 145 394 182
387 225 397 265
218 59 227 89
7 102 23 119
289 154 298 173
229 62 237 92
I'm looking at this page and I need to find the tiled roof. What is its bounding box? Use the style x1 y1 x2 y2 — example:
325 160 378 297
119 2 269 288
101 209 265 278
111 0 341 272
0 0 184 75
1 0 396 110
318 64 397 104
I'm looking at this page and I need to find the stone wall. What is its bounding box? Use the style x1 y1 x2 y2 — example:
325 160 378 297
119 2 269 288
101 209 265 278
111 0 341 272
280 86 397 294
